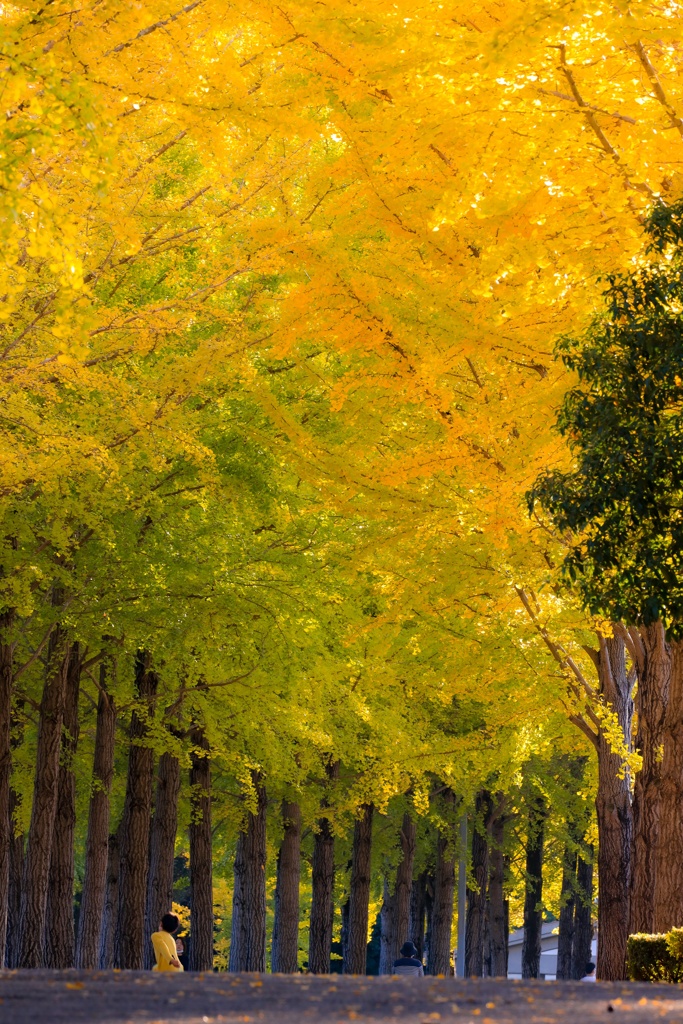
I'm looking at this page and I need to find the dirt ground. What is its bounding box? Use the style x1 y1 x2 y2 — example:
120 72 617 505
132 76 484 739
1 970 683 1024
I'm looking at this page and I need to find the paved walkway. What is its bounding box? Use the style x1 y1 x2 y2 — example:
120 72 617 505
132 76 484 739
1 970 683 1023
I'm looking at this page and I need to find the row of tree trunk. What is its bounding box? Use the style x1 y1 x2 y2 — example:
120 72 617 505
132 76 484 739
0 633 214 971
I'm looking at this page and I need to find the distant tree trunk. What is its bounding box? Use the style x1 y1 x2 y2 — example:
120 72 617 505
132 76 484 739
0 609 14 967
628 623 669 936
409 870 427 962
343 803 374 975
340 897 350 965
423 874 434 970
6 785 24 969
487 795 508 978
143 750 180 969
654 638 683 932
556 843 577 981
572 849 594 980
229 773 267 972
379 813 416 975
466 790 491 978
594 632 633 980
77 670 117 969
99 830 121 969
189 726 213 972
521 793 546 980
114 652 157 969
427 792 456 977
272 801 301 974
308 761 339 975
17 621 69 968
45 643 81 968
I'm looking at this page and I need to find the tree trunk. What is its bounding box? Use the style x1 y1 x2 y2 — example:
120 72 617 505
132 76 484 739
308 761 339 975
427 793 456 978
556 843 577 981
572 849 594 980
487 795 508 978
6 784 24 969
594 632 633 980
229 774 267 972
629 622 669 935
343 803 374 975
99 829 121 969
271 800 301 974
17 623 69 968
114 652 157 969
45 642 81 968
379 813 416 975
0 609 13 967
143 750 180 969
654 638 683 931
521 793 546 980
76 669 117 969
409 871 427 962
424 874 434 970
465 790 491 978
189 726 213 972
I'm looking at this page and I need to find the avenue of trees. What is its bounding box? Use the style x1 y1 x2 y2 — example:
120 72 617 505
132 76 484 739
2 0 683 982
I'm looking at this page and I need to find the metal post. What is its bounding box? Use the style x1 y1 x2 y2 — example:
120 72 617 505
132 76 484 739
456 813 467 978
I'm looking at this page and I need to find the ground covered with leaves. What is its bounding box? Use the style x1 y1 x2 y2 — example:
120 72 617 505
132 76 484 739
1 971 682 1023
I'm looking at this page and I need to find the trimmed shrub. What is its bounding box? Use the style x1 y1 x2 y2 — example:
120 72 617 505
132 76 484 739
627 930 683 982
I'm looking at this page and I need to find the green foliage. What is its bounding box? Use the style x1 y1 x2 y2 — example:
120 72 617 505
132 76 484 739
626 929 683 983
529 199 683 631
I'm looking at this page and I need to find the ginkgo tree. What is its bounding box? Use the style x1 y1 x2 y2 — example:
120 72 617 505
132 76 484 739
3 0 683 985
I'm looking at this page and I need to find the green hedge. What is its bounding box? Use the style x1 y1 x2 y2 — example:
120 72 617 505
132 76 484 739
627 929 683 982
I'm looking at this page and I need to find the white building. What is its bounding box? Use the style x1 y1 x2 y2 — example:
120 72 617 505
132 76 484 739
507 921 597 980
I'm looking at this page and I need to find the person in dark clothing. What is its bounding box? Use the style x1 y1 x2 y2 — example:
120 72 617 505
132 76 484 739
392 941 424 976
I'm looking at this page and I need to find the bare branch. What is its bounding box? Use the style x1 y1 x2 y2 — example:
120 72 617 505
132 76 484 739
633 41 683 141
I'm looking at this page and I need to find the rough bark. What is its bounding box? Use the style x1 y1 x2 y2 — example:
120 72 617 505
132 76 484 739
628 622 669 936
556 843 577 981
572 850 594 980
143 750 180 969
465 790 491 978
379 813 416 975
594 633 633 980
343 803 374 975
0 609 14 967
308 761 339 975
99 830 121 969
654 638 683 931
409 871 427 962
114 652 158 969
76 670 117 969
521 793 546 980
271 801 301 974
189 726 213 972
427 793 456 977
45 642 81 968
487 795 509 978
229 774 267 972
17 622 69 968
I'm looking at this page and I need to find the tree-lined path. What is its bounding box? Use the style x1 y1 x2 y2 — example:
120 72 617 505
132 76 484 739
5 0 683 1001
2 972 683 1024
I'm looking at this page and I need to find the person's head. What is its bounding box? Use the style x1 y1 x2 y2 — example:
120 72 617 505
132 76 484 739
175 937 184 952
161 913 179 934
401 941 418 958
584 962 596 976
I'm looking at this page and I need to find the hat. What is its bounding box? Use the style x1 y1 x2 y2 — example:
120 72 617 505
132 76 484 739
401 941 418 957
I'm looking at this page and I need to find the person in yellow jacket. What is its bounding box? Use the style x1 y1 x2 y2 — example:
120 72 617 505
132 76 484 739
151 913 184 972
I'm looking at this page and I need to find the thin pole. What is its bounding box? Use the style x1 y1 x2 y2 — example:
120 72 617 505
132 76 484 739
456 813 467 978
